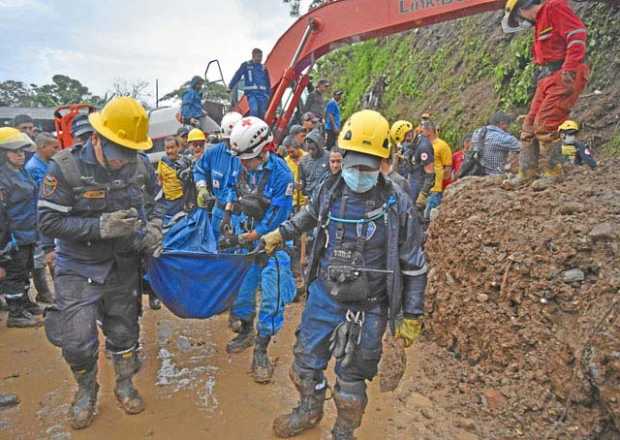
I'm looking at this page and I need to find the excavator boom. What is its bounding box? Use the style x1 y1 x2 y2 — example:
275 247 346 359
257 0 504 137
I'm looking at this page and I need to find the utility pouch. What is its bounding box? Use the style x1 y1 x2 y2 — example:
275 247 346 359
237 193 270 220
326 243 370 303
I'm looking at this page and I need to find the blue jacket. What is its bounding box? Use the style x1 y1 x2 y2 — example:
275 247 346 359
38 142 162 283
229 61 271 97
237 153 293 236
181 77 206 121
0 163 38 246
193 142 242 206
279 174 427 331
25 153 49 188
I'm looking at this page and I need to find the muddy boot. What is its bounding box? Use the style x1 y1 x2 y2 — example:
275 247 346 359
228 313 243 333
33 267 54 304
24 295 44 316
273 367 327 437
226 319 255 353
251 335 274 384
112 351 144 415
148 292 161 310
331 379 368 440
69 365 99 430
6 293 42 328
0 295 8 311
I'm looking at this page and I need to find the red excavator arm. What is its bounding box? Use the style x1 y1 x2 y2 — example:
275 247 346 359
254 0 504 141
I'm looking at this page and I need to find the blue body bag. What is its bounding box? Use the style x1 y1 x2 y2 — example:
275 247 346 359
146 209 255 319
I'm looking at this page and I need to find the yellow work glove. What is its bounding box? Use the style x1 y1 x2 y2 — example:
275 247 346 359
262 229 283 255
395 318 422 348
196 187 211 208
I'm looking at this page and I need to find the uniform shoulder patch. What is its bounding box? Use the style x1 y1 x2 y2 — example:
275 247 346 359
42 175 58 197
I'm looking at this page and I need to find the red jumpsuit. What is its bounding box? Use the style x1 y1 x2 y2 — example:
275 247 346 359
520 0 589 178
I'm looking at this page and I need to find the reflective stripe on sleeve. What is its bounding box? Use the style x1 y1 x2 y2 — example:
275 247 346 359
402 264 428 277
37 200 73 213
567 40 586 48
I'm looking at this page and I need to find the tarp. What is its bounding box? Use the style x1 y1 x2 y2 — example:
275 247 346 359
146 209 255 319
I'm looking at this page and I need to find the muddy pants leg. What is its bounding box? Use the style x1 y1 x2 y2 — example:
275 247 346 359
333 304 387 440
251 251 296 382
2 246 40 327
273 281 340 437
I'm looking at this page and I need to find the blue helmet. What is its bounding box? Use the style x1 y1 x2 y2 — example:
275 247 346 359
71 114 94 139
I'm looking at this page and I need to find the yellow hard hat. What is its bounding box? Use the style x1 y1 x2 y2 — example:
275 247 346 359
187 128 206 143
88 96 152 151
338 110 390 159
390 120 414 144
0 127 35 152
558 120 579 132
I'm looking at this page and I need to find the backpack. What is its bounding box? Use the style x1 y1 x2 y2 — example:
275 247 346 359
458 127 487 178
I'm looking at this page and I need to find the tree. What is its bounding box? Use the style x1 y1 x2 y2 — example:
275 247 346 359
283 0 327 16
0 75 105 107
0 80 35 107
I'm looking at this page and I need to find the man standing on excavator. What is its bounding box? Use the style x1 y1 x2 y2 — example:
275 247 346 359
229 49 272 119
502 0 589 189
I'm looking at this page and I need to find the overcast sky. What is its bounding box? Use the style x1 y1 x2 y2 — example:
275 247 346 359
0 0 310 104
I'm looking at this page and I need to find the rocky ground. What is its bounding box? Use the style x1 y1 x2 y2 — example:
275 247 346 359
424 159 620 439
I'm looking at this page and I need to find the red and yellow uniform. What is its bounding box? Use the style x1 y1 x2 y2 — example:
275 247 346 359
520 0 589 179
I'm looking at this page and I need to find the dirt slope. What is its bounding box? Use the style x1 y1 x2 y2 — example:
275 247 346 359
423 160 620 439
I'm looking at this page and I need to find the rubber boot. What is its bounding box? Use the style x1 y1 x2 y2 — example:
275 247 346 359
226 319 255 354
273 367 327 438
33 267 53 304
251 335 274 384
112 351 145 415
148 292 161 310
6 293 42 328
331 379 368 440
69 364 99 430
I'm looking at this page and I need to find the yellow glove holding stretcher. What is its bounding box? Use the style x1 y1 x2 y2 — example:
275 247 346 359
395 318 422 348
261 229 283 255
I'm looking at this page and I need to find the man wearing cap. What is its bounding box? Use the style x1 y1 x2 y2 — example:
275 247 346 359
262 110 428 440
70 114 95 147
25 133 59 304
325 90 343 150
229 49 272 119
0 127 44 328
299 129 329 200
38 97 163 430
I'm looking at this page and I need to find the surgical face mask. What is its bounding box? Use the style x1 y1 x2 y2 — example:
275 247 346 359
341 168 379 193
561 134 577 145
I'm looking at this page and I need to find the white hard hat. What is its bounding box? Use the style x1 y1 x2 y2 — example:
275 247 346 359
230 116 272 160
221 111 243 138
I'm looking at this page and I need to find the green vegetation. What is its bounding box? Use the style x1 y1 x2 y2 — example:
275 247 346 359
313 4 618 150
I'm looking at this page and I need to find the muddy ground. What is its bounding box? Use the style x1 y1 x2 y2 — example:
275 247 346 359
0 301 484 440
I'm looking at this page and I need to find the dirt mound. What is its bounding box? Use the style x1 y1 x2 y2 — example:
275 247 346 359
424 161 620 439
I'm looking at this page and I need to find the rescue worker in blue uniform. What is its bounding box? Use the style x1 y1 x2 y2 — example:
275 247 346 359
181 76 206 126
37 97 163 431
193 112 243 239
223 116 296 384
262 110 428 440
229 49 271 119
0 127 43 328
25 132 59 304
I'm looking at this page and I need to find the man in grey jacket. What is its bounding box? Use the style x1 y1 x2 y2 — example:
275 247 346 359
299 129 329 200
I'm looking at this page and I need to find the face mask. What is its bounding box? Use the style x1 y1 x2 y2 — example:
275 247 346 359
341 168 379 193
562 134 576 145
